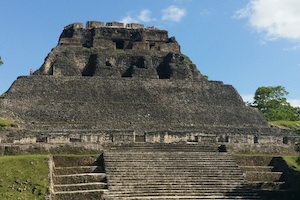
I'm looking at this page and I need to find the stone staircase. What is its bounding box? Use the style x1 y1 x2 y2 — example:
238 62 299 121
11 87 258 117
103 143 261 199
234 156 300 200
49 155 108 200
235 156 286 191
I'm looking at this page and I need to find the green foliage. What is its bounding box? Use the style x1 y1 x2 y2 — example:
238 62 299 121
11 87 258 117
270 120 300 132
0 118 16 131
0 155 48 200
252 86 300 121
281 156 300 171
0 56 3 66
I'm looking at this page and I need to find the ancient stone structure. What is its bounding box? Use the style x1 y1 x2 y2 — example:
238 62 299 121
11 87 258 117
0 21 298 150
1 21 300 200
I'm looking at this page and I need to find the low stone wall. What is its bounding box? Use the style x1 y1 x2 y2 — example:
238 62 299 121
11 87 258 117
0 130 134 145
145 130 299 145
227 144 298 155
0 143 104 155
0 129 298 155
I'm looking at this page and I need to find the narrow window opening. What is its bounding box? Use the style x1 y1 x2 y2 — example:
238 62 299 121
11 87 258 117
150 43 155 50
106 61 112 66
283 137 288 144
254 136 259 144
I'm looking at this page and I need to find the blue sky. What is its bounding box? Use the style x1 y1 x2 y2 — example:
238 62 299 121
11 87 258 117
0 0 300 106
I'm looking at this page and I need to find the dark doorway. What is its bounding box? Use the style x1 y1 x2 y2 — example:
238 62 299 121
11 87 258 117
254 136 259 144
115 40 124 49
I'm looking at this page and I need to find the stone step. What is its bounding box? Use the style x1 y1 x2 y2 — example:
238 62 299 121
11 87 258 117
105 172 244 176
245 172 282 182
53 173 106 184
105 164 239 168
107 173 244 181
104 156 235 160
104 158 237 162
108 183 247 188
104 162 238 166
107 182 247 187
52 189 107 200
54 166 104 175
53 155 102 167
104 153 235 159
103 195 262 200
107 179 246 184
248 181 286 190
234 156 274 167
104 158 237 163
105 168 242 172
104 164 239 169
105 148 222 151
115 147 219 150
108 179 245 186
54 182 108 191
104 152 228 156
107 185 251 191
239 166 274 172
107 143 219 150
105 193 261 200
103 190 260 198
102 147 260 199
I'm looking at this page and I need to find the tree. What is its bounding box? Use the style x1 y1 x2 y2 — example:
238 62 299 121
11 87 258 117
0 56 3 66
252 86 299 121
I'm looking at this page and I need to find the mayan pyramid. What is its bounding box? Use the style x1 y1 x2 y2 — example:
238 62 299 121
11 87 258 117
0 21 295 146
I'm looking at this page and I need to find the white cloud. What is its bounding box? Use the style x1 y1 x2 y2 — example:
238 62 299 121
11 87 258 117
288 99 300 107
162 5 186 22
235 0 300 41
199 9 210 16
241 94 254 103
119 15 139 25
138 9 153 22
283 44 300 51
120 9 155 25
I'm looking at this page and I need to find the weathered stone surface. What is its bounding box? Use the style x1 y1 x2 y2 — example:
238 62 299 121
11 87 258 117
0 21 297 147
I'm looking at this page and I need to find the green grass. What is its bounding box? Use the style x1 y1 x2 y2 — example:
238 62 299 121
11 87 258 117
0 118 15 130
270 120 300 133
283 156 300 171
0 155 49 200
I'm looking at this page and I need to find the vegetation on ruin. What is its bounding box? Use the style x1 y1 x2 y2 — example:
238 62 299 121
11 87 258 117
0 155 48 200
283 156 300 193
0 118 16 131
270 120 300 134
0 56 3 65
283 156 300 171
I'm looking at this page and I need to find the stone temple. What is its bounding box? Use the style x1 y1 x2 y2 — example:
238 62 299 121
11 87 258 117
0 21 299 199
0 21 296 146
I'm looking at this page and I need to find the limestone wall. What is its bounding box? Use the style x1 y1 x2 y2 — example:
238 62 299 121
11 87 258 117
57 23 180 52
2 75 269 132
0 129 297 155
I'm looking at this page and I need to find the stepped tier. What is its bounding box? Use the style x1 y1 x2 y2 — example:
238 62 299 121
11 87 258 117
3 76 268 131
50 155 108 200
0 21 297 147
103 143 261 199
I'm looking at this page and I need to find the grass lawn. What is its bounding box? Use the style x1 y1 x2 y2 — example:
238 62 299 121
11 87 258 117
0 155 49 200
270 120 300 133
283 156 300 171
